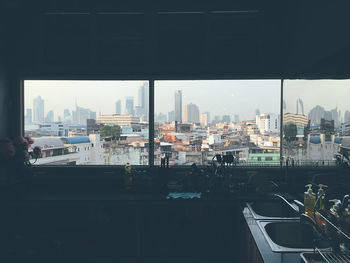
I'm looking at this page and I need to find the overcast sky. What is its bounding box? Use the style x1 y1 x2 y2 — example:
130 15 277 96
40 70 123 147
25 79 281 121
284 79 350 117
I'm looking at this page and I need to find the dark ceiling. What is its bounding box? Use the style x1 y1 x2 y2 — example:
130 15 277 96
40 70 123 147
2 0 350 79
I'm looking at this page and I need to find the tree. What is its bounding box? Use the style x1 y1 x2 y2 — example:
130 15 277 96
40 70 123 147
283 123 297 141
99 125 121 139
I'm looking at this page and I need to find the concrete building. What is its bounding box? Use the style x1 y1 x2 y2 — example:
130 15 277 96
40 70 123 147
33 95 44 124
174 90 182 122
45 110 54 123
184 103 199 123
168 111 175 122
222 115 231 123
115 100 121 115
208 134 222 145
256 113 279 134
72 104 96 125
137 82 149 118
283 113 308 127
200 112 209 127
125 96 134 115
97 114 140 127
25 108 32 125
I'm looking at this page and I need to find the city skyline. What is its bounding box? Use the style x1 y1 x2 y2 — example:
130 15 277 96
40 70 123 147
25 80 281 122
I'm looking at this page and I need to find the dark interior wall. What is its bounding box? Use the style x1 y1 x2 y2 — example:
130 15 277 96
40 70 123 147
2 0 350 136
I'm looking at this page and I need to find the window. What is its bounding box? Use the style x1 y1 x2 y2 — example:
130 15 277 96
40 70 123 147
154 80 281 166
282 79 350 166
24 80 149 165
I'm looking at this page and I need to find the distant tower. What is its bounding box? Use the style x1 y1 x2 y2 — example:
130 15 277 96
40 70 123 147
184 103 200 123
25 109 32 125
45 110 54 123
296 98 304 115
33 96 44 123
138 82 149 113
174 90 182 122
115 100 121 114
125 97 134 115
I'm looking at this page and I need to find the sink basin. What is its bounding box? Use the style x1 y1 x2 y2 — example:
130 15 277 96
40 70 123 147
247 200 299 219
257 221 331 252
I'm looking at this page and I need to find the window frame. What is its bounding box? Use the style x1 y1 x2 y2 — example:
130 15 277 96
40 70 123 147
21 76 285 174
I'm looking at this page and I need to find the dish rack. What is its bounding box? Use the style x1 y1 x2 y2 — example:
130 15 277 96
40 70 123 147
301 248 350 263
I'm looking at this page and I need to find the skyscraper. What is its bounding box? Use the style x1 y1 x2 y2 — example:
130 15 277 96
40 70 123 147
45 110 54 123
222 115 231 123
200 112 209 126
174 90 182 122
33 96 44 124
25 109 32 125
184 103 200 123
115 100 121 114
125 96 134 115
168 111 175 122
138 82 149 114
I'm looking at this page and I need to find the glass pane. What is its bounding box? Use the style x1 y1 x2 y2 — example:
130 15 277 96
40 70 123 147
155 80 281 166
282 79 350 166
24 80 149 165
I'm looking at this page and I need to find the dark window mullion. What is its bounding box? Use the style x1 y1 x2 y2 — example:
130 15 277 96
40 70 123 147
149 79 155 167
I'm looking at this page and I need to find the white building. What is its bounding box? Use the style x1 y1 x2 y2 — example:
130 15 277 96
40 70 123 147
97 114 140 126
200 112 209 127
208 134 222 145
256 113 279 134
307 134 341 162
30 135 104 165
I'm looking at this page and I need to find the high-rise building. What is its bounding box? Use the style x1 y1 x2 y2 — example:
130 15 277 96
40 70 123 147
222 115 231 123
200 112 209 127
234 114 239 123
308 105 325 126
344 110 350 123
138 82 149 113
184 103 200 123
296 98 304 115
25 108 32 125
72 102 96 125
63 109 72 124
33 96 44 124
115 100 121 114
168 111 175 122
125 96 134 115
45 110 54 123
174 90 182 122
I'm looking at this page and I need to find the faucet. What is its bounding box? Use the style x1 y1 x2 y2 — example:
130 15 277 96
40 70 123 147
272 194 299 213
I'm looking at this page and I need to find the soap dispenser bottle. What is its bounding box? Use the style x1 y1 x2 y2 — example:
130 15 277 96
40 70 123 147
317 184 328 212
304 184 316 218
315 184 328 229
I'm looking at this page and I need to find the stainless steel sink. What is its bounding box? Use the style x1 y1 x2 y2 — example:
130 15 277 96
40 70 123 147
257 220 332 252
246 200 299 219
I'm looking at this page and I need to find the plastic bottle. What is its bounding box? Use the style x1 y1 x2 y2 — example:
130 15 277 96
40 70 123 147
315 184 328 229
304 184 316 219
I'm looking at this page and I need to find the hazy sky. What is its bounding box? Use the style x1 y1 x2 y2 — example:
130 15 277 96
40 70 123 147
284 79 350 116
25 80 281 121
155 80 281 120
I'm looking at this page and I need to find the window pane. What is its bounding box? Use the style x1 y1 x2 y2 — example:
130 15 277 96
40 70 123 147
282 79 350 166
24 80 149 165
155 80 281 166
